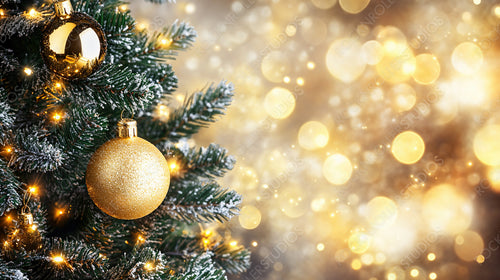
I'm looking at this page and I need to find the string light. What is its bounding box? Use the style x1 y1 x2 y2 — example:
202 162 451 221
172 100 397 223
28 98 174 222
155 104 170 120
144 262 155 271
2 146 12 155
28 185 38 195
229 240 238 247
136 233 146 244
52 112 63 122
29 224 38 232
0 9 5 17
429 272 437 279
55 207 66 218
160 38 173 47
5 215 12 223
296 77 305 86
427 253 436 261
51 254 65 264
27 8 38 18
24 67 33 76
251 241 258 247
119 5 128 12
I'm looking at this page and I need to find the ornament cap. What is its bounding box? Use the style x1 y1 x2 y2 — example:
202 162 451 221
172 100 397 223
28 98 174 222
20 213 33 225
117 119 137 138
54 0 73 19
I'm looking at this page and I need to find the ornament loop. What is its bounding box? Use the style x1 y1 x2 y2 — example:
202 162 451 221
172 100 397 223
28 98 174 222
54 0 73 19
117 119 137 138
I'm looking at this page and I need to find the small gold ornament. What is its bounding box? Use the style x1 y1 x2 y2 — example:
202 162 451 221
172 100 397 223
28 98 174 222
40 0 107 80
86 119 170 220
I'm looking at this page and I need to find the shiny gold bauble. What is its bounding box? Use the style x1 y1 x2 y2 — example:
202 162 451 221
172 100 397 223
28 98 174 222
40 0 107 80
86 119 170 220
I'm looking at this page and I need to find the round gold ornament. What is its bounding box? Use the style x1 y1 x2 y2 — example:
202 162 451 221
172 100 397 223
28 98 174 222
40 0 107 80
86 119 170 220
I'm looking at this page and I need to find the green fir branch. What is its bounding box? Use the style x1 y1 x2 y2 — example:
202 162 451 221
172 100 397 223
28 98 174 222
105 247 169 280
0 159 21 216
161 181 241 223
13 129 65 172
212 244 251 275
26 239 107 280
170 253 226 280
141 81 234 143
69 64 163 113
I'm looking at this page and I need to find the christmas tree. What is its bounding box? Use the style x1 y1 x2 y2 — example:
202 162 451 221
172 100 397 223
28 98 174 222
0 0 250 279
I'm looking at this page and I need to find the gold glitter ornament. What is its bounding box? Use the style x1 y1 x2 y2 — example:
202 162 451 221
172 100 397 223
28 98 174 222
86 119 170 220
40 0 107 80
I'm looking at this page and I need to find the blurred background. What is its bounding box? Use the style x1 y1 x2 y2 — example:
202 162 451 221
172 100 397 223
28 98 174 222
129 0 500 279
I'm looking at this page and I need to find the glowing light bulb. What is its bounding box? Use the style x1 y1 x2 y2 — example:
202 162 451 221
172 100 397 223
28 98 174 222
429 272 437 279
296 77 305 86
137 234 145 244
410 269 419 277
251 241 258 247
52 255 65 264
229 241 238 247
52 112 63 122
27 9 38 18
3 146 12 154
307 61 315 69
24 67 33 76
0 9 5 17
316 243 325 251
427 253 436 261
144 262 155 271
28 185 38 195
119 5 128 12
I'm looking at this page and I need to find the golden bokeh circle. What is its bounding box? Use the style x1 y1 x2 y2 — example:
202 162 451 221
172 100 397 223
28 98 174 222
298 121 330 150
264 87 296 119
391 131 425 164
322 154 353 185
473 124 500 166
412 54 440 84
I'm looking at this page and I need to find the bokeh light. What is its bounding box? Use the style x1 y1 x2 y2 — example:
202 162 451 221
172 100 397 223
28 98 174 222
239 205 262 230
412 54 440 85
365 196 398 229
298 121 330 150
348 231 372 254
454 230 484 262
473 124 500 166
389 83 416 112
451 42 483 75
326 38 366 83
422 184 472 234
322 154 353 185
391 131 425 165
264 87 296 119
339 0 370 14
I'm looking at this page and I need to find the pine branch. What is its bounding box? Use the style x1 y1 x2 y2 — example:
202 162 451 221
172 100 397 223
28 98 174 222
12 129 65 172
212 244 251 275
161 181 241 223
166 144 235 180
0 88 15 145
0 260 28 280
57 106 109 157
0 48 20 74
0 159 21 216
26 239 107 280
68 64 163 112
141 81 234 143
105 247 169 280
170 253 226 280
